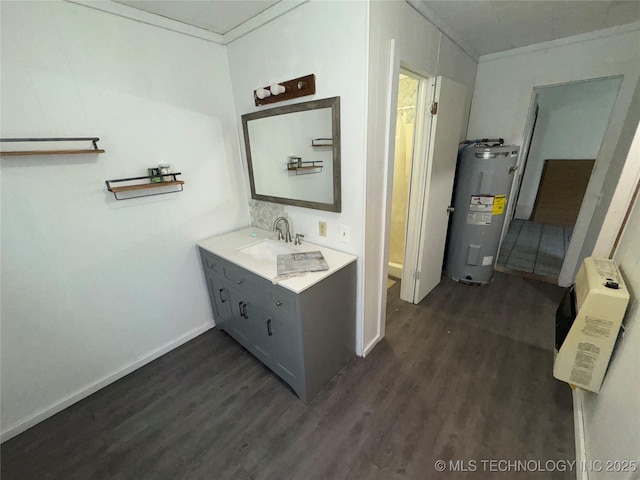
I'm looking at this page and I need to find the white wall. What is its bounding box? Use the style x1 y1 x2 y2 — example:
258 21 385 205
516 77 622 219
226 1 369 352
0 1 248 440
363 1 477 354
580 144 640 479
467 24 640 285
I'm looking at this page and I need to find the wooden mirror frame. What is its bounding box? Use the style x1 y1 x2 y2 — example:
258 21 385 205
242 96 341 212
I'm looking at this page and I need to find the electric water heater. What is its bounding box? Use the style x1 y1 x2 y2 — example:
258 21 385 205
446 141 520 284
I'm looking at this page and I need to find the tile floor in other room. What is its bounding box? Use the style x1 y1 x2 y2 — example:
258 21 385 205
498 219 573 279
1 273 574 480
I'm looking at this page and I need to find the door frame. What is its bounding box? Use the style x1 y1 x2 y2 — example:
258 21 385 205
512 102 540 218
500 76 624 285
397 69 436 302
500 89 539 247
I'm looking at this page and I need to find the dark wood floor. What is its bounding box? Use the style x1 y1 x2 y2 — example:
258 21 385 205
1 273 574 480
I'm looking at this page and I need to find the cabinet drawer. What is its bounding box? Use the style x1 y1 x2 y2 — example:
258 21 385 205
222 264 261 290
265 289 296 318
199 248 222 273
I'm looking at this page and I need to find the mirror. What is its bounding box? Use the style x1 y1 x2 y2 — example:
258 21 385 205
242 96 341 212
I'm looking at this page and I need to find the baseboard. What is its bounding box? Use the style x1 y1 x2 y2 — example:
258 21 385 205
572 387 589 480
0 322 214 443
363 333 383 357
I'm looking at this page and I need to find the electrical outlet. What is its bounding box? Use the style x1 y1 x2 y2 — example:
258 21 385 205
318 221 327 237
340 224 350 243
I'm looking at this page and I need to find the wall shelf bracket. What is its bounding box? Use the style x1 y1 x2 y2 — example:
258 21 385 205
287 160 323 175
0 137 105 156
105 173 184 200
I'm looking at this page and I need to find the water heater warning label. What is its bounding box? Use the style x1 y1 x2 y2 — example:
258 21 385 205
492 195 507 215
468 195 494 224
470 195 494 208
467 211 492 225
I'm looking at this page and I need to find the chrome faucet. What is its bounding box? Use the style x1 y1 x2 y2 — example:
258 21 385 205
273 216 292 243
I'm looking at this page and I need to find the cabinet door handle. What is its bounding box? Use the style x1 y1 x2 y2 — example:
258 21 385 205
236 279 243 285
275 301 282 307
219 288 226 303
238 302 246 319
243 303 249 319
267 319 272 336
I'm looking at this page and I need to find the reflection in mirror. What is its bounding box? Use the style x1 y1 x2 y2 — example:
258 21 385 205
242 97 341 212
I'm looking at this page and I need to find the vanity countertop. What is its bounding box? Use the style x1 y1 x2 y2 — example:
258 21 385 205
197 227 357 294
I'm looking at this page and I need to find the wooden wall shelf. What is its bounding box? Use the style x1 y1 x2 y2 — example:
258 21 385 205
311 138 333 147
108 180 185 194
0 137 104 156
1 149 105 157
287 161 323 175
106 173 184 200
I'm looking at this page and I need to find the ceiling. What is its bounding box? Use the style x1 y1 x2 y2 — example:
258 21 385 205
112 0 640 56
114 0 280 35
424 1 640 56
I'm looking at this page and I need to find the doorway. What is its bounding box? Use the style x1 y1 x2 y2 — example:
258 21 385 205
385 69 466 304
388 72 419 284
498 76 622 282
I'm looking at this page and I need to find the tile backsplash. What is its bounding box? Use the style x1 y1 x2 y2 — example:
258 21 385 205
249 200 287 230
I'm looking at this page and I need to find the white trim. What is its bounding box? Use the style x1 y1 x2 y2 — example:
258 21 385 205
0 322 214 443
363 333 383 357
593 122 640 257
572 387 590 480
510 93 539 220
377 39 399 344
222 1 309 45
65 0 309 46
406 0 479 62
355 0 372 358
480 22 640 64
65 0 224 43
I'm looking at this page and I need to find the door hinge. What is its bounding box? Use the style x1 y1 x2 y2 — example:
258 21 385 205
430 102 438 115
413 271 420 280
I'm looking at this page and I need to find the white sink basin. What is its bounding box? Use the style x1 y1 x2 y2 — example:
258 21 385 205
238 239 299 263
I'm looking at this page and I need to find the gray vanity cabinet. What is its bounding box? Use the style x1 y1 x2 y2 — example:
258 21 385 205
202 258 231 323
225 285 256 345
260 300 302 387
198 247 355 403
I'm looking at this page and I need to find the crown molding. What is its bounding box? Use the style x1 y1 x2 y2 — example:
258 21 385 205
223 0 309 45
480 21 640 63
65 0 309 46
66 0 225 44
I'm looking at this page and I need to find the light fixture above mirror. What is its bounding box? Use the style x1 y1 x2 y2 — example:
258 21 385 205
253 74 316 106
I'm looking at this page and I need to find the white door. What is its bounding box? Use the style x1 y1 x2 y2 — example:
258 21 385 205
407 76 466 304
